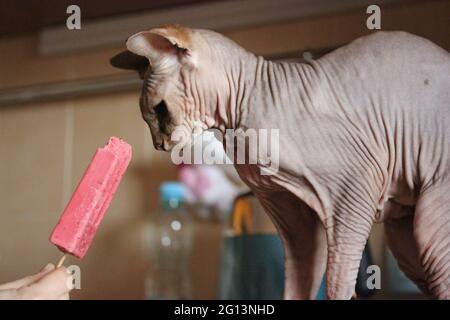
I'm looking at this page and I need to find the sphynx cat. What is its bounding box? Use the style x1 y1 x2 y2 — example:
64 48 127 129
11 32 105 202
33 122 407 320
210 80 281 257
111 25 450 299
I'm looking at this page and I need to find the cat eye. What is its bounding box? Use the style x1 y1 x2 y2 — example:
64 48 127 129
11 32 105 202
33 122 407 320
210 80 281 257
153 100 171 133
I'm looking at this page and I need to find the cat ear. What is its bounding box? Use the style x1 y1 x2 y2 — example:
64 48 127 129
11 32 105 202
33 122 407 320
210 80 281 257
126 25 196 71
110 50 149 78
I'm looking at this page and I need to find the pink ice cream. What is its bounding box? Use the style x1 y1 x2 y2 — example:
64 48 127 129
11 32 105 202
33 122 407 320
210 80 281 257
50 137 132 258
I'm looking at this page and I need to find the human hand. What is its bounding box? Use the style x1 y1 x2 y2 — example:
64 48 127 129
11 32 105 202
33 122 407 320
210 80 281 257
0 263 73 300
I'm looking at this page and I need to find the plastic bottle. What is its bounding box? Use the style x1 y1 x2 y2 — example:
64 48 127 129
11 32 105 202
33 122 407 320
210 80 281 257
146 182 193 299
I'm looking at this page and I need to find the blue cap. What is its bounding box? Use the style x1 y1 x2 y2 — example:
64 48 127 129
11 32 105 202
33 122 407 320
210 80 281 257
160 182 185 204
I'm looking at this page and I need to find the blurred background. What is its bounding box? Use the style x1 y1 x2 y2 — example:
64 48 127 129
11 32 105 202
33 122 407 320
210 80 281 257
0 0 449 299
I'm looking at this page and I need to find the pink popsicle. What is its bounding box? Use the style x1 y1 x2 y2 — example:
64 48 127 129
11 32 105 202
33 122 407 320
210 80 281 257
50 137 132 259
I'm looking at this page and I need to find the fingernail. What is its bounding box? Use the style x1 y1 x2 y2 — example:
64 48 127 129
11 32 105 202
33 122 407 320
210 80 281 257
41 263 55 272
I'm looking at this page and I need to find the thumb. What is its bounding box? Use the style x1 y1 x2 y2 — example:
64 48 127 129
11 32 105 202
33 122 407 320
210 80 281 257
18 267 73 299
0 264 55 290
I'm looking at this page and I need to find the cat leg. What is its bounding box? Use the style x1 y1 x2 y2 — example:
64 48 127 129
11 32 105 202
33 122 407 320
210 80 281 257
259 191 327 299
384 202 431 295
414 183 450 299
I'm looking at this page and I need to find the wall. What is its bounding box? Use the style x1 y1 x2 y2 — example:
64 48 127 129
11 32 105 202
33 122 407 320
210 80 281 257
1 1 449 89
0 0 449 299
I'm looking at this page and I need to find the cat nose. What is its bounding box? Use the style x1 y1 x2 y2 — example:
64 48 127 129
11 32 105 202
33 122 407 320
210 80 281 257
154 140 168 151
153 139 164 150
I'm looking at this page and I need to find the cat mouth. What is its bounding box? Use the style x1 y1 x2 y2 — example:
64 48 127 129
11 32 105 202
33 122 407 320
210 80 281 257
155 140 170 151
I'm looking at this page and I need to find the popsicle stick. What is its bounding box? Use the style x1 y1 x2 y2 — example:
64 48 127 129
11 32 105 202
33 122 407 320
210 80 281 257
56 254 67 268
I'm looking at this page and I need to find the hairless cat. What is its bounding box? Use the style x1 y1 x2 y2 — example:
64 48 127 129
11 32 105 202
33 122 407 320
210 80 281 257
111 25 450 299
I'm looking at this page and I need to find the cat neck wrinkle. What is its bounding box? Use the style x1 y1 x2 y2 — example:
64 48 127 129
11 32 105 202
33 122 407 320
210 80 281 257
232 57 314 131
217 51 259 131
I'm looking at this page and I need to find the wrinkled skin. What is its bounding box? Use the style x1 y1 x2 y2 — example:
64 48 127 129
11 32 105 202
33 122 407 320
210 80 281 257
111 25 450 299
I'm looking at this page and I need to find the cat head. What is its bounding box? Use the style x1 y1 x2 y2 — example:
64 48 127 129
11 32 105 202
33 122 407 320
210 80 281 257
111 25 242 151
